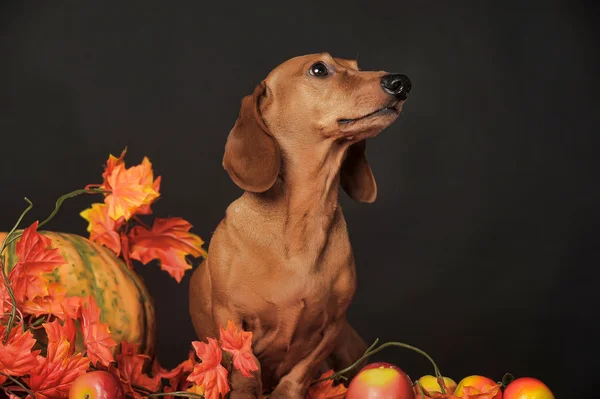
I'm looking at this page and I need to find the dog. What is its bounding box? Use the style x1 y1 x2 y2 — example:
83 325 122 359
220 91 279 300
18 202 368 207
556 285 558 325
189 53 411 399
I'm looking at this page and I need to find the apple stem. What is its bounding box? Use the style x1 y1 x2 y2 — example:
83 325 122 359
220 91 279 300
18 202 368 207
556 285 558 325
310 340 447 394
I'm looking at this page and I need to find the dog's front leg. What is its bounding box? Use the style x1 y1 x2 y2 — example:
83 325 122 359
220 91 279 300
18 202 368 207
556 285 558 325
268 322 344 399
327 319 369 381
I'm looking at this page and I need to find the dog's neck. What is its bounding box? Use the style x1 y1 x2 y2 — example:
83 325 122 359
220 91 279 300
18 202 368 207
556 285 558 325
249 139 350 258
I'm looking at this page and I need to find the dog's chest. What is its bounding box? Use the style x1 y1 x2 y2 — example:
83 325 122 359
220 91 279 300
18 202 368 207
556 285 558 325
243 267 353 362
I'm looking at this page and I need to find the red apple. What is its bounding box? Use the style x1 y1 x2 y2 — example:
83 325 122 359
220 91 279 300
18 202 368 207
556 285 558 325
503 377 554 399
69 371 125 399
347 362 414 399
454 375 502 399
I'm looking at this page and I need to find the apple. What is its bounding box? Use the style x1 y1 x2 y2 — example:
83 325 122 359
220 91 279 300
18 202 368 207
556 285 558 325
454 375 502 399
413 374 457 397
69 371 125 399
346 362 414 399
503 377 554 399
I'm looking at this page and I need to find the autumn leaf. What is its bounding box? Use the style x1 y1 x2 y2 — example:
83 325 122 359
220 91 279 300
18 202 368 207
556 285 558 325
459 383 502 399
103 156 160 221
427 382 502 399
25 321 90 399
134 157 162 216
129 217 207 282
219 320 258 377
156 349 197 396
159 348 197 389
0 324 41 385
114 341 162 395
306 370 348 399
44 318 78 354
160 348 197 380
101 148 127 190
80 296 116 367
188 337 230 399
80 203 123 256
20 283 81 321
9 221 65 303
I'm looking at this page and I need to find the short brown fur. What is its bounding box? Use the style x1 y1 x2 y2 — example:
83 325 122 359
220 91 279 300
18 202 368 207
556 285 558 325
189 53 408 398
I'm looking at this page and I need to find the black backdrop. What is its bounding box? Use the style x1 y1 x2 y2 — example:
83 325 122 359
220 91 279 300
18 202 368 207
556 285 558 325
1 1 598 397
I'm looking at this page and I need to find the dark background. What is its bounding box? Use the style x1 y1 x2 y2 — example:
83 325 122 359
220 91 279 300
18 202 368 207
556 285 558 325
1 1 598 397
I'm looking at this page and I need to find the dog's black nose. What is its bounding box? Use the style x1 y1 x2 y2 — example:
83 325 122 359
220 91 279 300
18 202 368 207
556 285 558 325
381 73 411 99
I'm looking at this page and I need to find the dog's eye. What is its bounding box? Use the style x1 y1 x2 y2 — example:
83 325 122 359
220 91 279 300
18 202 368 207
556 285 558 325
309 62 329 77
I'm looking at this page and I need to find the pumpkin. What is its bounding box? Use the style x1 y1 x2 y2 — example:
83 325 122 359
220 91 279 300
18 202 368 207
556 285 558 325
1 230 156 357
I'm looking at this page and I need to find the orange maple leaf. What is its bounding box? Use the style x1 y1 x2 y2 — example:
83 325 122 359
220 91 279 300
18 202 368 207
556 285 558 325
129 217 207 283
80 296 117 367
101 148 127 189
187 337 230 399
0 324 41 385
306 370 348 399
9 221 65 303
103 156 160 221
459 384 502 399
114 341 162 395
134 158 162 216
20 283 81 321
219 320 258 377
25 321 90 399
80 203 123 256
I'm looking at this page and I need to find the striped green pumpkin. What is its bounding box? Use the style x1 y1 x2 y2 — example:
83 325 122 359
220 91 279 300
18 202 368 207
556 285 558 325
1 231 156 357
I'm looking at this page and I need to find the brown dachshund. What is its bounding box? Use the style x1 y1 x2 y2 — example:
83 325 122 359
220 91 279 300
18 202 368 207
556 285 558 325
189 53 411 399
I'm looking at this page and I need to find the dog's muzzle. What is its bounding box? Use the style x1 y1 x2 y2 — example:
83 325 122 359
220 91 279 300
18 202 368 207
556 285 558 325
381 73 412 100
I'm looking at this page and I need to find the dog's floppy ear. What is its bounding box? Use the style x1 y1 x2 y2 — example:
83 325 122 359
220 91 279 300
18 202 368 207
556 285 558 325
340 140 377 203
223 81 281 193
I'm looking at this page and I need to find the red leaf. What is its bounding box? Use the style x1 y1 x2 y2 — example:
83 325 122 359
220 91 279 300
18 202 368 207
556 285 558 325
306 370 347 399
44 318 78 354
0 324 41 385
187 338 230 399
80 203 123 256
9 221 65 303
219 320 258 377
158 349 197 395
129 217 207 283
20 283 81 322
25 322 90 399
115 341 162 394
80 296 117 367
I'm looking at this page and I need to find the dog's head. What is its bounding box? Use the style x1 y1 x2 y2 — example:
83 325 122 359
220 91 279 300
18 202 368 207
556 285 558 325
223 53 411 202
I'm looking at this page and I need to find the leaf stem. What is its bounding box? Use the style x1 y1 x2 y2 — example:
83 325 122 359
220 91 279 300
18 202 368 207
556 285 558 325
0 198 33 343
310 340 446 394
38 188 106 230
0 372 34 397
